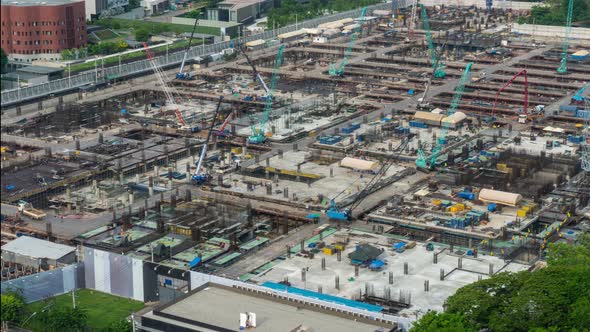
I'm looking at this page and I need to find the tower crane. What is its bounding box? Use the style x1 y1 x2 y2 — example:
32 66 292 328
248 45 285 144
418 41 447 110
421 4 445 79
329 7 367 77
557 0 574 74
143 43 192 129
491 69 530 123
327 138 412 221
415 62 473 170
176 18 200 80
192 96 224 185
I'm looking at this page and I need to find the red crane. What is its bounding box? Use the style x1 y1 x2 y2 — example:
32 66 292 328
492 69 528 118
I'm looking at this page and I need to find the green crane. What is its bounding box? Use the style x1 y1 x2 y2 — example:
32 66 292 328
329 7 367 77
421 4 445 79
557 0 574 74
248 45 285 144
415 62 473 170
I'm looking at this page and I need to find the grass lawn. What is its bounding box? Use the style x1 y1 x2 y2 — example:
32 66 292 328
25 289 144 331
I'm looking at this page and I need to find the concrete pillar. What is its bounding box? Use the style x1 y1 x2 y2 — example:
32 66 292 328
321 257 326 270
287 246 291 258
317 286 322 294
154 166 160 178
278 149 283 159
266 184 272 195
458 257 463 269
265 158 270 167
170 194 176 208
424 280 430 292
335 275 340 290
337 250 341 262
293 143 298 152
440 268 445 280
404 262 409 275
301 268 306 281
129 191 134 205
75 140 80 151
433 252 438 264
489 263 494 276
16 106 22 116
148 176 154 196
283 187 289 199
300 240 305 252
119 172 124 184
389 272 393 284
330 168 334 177
355 265 359 277
98 133 104 144
185 189 192 202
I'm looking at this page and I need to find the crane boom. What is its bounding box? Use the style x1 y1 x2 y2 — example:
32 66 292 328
327 137 411 221
492 69 528 117
329 7 367 76
557 0 574 74
248 45 285 144
416 62 473 169
408 0 418 38
193 97 224 184
144 42 188 127
421 4 445 79
177 18 200 79
239 44 270 94
572 83 589 104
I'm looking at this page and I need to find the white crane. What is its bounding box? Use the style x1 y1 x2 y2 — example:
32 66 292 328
143 42 191 128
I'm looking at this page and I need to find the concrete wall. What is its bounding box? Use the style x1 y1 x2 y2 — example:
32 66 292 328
1 264 83 303
512 24 590 40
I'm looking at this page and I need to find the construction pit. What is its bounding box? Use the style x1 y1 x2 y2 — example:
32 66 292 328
1 3 589 328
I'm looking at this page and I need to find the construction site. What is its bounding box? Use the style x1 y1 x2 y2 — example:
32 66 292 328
1 2 589 328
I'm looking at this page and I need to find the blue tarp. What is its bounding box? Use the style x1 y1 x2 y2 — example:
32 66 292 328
369 259 384 269
393 242 406 250
261 282 383 312
189 257 201 268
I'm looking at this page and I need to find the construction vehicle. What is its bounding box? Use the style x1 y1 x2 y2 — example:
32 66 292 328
327 138 411 221
572 83 589 105
239 44 271 95
557 0 574 74
143 43 197 132
415 62 473 170
329 7 367 77
17 200 46 220
491 69 539 122
418 41 447 110
247 45 285 144
176 18 200 80
217 110 237 136
421 4 445 79
192 97 224 185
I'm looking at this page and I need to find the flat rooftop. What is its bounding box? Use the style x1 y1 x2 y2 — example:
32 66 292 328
143 283 393 332
1 0 81 6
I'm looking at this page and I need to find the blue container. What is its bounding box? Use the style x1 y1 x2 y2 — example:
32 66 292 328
409 121 427 128
458 191 475 200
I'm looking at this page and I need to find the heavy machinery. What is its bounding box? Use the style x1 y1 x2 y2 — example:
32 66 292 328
143 43 195 131
418 41 447 110
327 138 411 221
192 96 224 185
491 69 530 122
248 45 285 144
572 83 589 105
557 0 574 74
239 44 271 95
17 200 46 220
176 18 200 80
421 4 445 79
329 7 367 77
415 62 473 170
216 110 237 136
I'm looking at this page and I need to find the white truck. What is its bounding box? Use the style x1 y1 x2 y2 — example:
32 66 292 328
18 200 47 220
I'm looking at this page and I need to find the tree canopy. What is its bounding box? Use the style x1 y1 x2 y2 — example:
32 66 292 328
411 233 590 332
519 0 590 27
134 28 151 42
0 48 8 73
1 291 25 325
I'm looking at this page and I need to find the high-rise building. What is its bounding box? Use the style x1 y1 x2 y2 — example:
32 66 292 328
1 0 87 62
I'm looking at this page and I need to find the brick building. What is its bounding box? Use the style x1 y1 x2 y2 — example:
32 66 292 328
1 0 87 62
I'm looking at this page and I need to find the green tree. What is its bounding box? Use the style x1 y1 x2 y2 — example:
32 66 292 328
1 291 25 326
105 318 133 332
112 22 122 30
37 306 88 331
135 28 150 42
410 312 476 332
1 48 9 72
